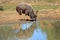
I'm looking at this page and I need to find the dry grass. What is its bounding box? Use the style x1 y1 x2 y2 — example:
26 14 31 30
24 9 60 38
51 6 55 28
0 0 60 24
0 8 60 24
0 11 31 24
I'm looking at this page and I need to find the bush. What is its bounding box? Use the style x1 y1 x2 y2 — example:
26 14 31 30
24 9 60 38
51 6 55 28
0 6 4 11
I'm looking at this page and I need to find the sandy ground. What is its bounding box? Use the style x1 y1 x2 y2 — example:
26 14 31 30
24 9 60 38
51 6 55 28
0 11 31 24
0 9 60 24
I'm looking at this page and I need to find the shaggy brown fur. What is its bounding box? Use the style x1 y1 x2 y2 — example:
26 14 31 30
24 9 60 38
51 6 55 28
16 4 37 21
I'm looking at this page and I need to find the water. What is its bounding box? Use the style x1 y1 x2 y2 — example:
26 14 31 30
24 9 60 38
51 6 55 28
14 21 47 40
0 20 47 40
21 21 35 30
0 20 60 40
28 29 47 40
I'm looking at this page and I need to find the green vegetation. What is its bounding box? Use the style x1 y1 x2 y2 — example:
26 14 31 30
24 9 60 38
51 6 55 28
32 4 59 10
40 20 60 40
46 0 60 3
0 0 60 11
4 5 16 10
52 21 60 40
0 6 4 11
0 24 16 37
2 4 59 10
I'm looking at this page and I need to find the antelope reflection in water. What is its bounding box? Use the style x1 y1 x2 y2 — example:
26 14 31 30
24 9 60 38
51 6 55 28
11 20 47 40
0 20 47 40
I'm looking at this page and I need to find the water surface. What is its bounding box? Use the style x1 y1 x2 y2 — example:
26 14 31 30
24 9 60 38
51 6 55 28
0 20 47 40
